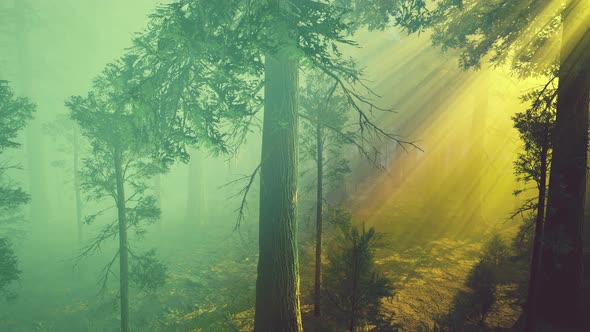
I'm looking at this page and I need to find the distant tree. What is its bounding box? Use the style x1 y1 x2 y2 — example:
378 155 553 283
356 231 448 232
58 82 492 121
299 69 353 317
67 57 170 332
0 80 35 299
323 221 394 332
511 78 556 331
44 114 86 245
428 1 590 325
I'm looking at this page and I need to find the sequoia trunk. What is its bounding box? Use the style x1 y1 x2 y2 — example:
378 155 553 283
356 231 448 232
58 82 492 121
538 0 590 326
253 0 302 329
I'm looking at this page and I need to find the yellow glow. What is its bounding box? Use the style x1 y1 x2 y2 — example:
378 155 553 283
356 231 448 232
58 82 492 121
338 32 554 246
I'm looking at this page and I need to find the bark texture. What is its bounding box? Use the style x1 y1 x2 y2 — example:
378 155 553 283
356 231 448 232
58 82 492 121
253 0 302 328
538 1 590 326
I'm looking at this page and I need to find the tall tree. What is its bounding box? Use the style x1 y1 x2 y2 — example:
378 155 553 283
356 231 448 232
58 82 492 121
429 0 590 326
0 80 35 299
12 0 50 223
512 79 556 331
131 1 425 330
539 2 590 325
299 70 353 317
68 57 169 332
44 114 86 245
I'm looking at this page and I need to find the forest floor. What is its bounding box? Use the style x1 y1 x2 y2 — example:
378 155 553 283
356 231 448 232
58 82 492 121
0 221 530 331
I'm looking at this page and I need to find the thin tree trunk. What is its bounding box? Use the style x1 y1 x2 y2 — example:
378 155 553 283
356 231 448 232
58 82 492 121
314 116 323 317
15 0 49 223
73 125 83 245
524 139 548 332
539 0 590 326
114 148 130 332
186 148 207 225
349 241 359 332
253 0 302 330
154 174 161 229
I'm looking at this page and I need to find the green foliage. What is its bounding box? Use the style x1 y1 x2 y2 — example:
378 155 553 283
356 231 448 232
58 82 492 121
131 0 430 157
0 80 35 153
323 223 394 331
337 0 430 32
0 80 34 300
0 238 19 300
130 249 168 292
430 0 563 76
300 69 352 191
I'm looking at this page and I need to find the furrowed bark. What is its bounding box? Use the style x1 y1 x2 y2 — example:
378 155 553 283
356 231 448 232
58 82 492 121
254 0 302 329
538 0 590 326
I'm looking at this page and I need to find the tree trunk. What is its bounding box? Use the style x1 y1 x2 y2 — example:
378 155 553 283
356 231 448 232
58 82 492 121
114 148 130 332
314 116 323 317
538 0 590 326
153 174 161 229
73 125 83 245
253 0 302 330
524 138 548 332
15 0 50 223
186 148 207 225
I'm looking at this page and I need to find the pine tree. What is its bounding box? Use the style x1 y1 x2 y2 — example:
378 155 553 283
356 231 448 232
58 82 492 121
323 222 394 332
300 69 353 317
0 80 35 299
67 56 170 332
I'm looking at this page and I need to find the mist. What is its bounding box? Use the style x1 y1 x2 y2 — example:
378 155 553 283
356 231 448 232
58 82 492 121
1 1 589 331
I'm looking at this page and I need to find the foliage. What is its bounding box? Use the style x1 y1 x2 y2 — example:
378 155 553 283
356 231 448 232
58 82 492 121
0 81 35 153
323 223 394 331
0 80 34 300
0 238 19 300
129 249 168 292
337 0 430 32
429 0 563 76
299 69 352 192
512 78 556 196
130 0 427 156
435 234 510 330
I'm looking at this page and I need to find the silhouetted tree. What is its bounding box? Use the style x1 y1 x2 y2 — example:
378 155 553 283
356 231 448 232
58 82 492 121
323 223 394 332
512 78 557 331
0 80 35 299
